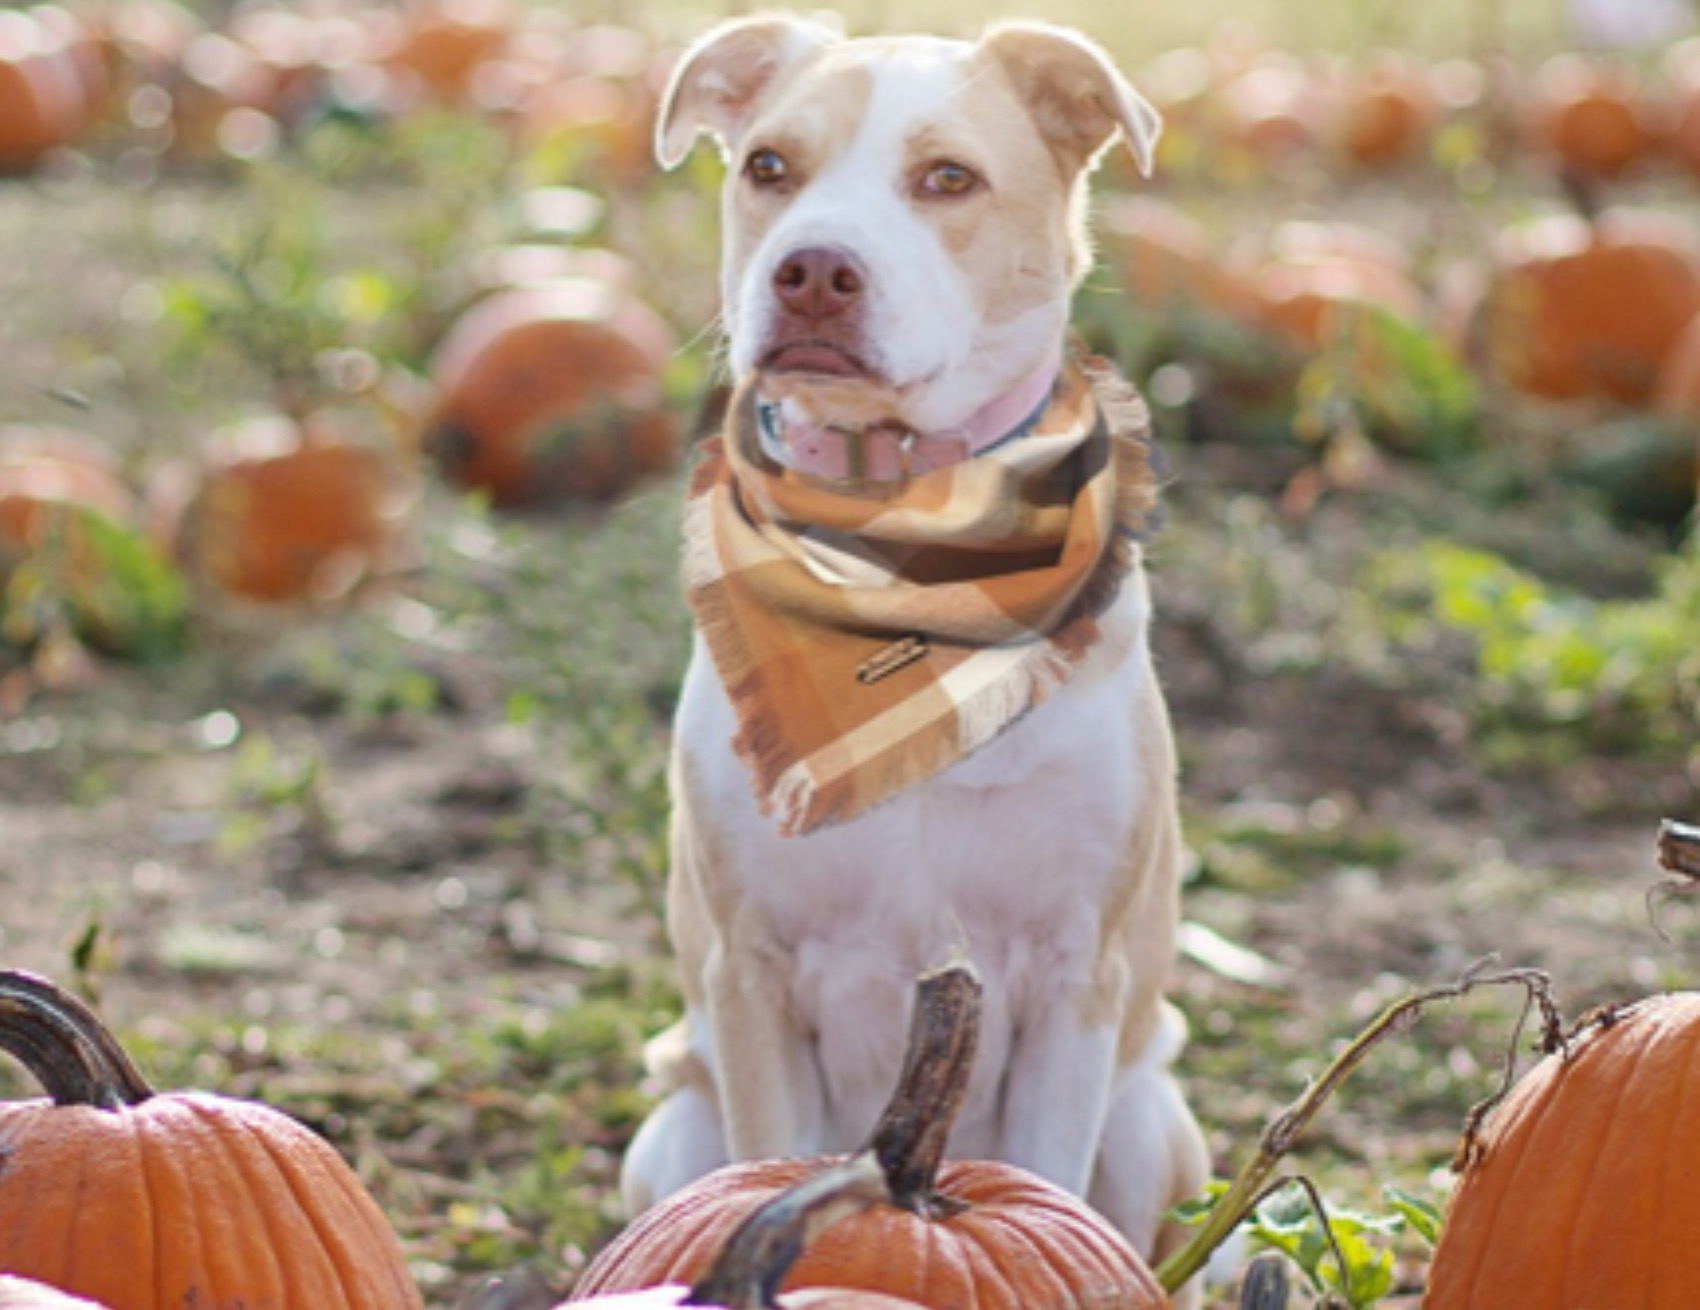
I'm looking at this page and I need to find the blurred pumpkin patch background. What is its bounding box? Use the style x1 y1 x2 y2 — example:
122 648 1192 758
0 0 1698 1305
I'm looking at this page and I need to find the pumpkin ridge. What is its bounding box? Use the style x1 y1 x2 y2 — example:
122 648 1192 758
237 1095 416 1303
1022 1203 1125 1310
1501 1037 1602 1305
1557 1010 1659 1305
905 1205 943 1308
37 1104 144 1307
1005 1182 1149 1310
226 1102 338 1299
955 1206 1046 1310
1441 1035 1558 1302
1615 998 1699 1308
127 1105 170 1310
156 1099 255 1304
678 1187 761 1289
579 1188 674 1290
945 1209 1020 1310
1652 999 1700 1305
43 1112 91 1295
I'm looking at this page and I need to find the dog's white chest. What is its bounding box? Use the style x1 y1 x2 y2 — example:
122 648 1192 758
673 582 1152 1152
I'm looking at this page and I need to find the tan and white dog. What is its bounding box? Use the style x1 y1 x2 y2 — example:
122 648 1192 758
623 12 1209 1288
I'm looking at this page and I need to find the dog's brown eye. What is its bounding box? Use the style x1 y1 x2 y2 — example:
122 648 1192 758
920 161 979 197
744 148 790 187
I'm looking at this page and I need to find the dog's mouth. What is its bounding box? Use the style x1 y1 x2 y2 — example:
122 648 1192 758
758 340 878 381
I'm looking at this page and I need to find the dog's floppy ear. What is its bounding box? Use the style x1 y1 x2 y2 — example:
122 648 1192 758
980 22 1161 178
655 15 841 169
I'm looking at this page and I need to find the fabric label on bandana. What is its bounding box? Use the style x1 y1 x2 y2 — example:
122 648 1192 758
682 355 1162 836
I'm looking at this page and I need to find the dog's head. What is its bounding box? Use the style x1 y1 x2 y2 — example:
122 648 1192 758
657 17 1159 436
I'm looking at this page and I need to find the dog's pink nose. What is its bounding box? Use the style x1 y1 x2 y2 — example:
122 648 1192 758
772 247 865 319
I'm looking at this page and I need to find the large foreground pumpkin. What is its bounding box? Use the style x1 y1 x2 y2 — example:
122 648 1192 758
1426 991 1700 1309
0 970 423 1310
576 968 1170 1310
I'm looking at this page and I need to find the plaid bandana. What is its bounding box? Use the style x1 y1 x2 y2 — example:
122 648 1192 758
683 354 1161 836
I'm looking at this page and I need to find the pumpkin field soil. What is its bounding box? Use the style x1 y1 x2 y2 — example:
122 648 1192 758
3 439 1696 1306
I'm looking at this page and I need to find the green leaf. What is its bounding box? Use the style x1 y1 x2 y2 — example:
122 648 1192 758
1248 1187 1408 1307
1319 1227 1398 1308
1165 1180 1231 1226
1383 1185 1442 1248
0 506 188 663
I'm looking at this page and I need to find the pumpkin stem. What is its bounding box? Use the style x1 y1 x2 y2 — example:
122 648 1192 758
0 970 155 1109
860 962 981 1220
1154 960 1561 1297
1237 1252 1292 1310
688 1154 888 1310
1657 818 1700 880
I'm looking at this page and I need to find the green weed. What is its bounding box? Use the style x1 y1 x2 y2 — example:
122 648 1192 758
1363 532 1700 761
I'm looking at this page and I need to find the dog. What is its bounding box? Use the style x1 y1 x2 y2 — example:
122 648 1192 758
621 12 1210 1290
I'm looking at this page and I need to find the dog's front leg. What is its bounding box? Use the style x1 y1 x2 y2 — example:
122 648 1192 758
667 719 829 1165
998 991 1121 1196
696 913 827 1162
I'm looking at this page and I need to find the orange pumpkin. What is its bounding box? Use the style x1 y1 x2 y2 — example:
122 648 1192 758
0 8 89 171
0 429 188 667
425 279 681 506
1426 993 1700 1310
1532 54 1654 179
1101 196 1253 319
579 1159 1167 1310
1245 222 1427 355
509 71 660 187
1332 54 1438 169
567 1160 931 1310
177 414 417 603
576 968 1171 1310
1218 53 1318 156
81 0 201 127
0 970 423 1310
0 430 136 554
29 6 106 132
1468 211 1700 405
376 0 518 105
